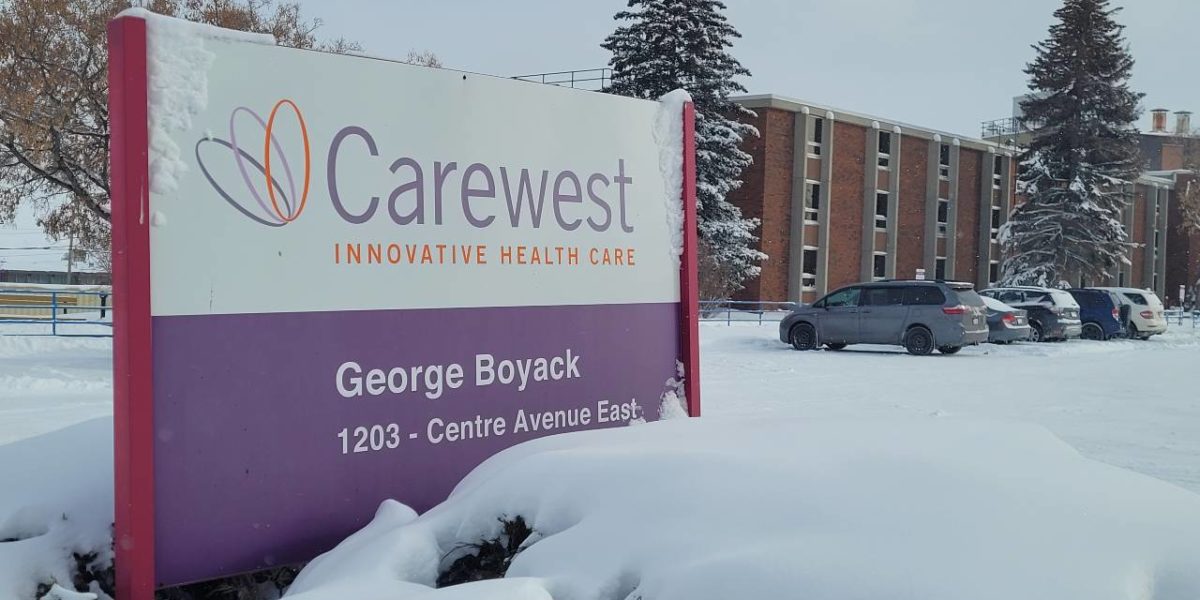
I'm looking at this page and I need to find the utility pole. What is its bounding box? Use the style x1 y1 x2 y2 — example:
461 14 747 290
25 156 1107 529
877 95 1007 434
66 231 75 286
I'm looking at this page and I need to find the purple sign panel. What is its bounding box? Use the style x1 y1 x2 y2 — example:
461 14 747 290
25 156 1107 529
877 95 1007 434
152 303 679 583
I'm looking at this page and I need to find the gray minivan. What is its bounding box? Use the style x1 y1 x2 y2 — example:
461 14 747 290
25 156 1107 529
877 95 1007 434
779 280 990 355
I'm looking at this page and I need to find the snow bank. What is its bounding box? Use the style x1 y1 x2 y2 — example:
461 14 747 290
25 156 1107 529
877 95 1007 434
654 89 692 269
0 419 113 600
286 417 1200 600
0 283 111 294
114 9 275 201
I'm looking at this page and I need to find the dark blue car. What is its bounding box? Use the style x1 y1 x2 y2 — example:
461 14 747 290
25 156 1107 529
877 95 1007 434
1067 288 1128 340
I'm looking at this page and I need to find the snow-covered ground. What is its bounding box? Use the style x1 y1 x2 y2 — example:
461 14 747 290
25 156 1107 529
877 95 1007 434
0 335 112 445
2 325 1200 599
702 323 1200 493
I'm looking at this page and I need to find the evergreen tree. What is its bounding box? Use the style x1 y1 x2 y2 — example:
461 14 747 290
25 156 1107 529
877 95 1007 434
602 0 765 296
1000 0 1144 287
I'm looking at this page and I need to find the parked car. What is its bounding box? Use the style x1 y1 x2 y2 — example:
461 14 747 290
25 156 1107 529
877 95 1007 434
1067 288 1128 340
1092 287 1168 340
980 296 1032 344
779 280 989 356
979 287 1082 342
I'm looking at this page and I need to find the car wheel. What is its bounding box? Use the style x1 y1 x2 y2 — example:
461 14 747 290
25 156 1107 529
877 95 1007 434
1030 322 1045 343
938 346 962 355
790 323 818 351
824 343 847 351
1081 322 1104 340
1128 323 1140 340
903 327 934 356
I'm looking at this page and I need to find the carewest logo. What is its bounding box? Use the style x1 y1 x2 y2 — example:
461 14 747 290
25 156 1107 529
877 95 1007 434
195 99 310 227
198 101 639 236
195 102 645 269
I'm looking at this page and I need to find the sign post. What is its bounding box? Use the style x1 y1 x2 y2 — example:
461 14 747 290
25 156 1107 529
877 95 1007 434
110 12 699 597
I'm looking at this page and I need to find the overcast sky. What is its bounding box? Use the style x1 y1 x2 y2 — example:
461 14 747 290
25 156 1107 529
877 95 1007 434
297 0 1199 138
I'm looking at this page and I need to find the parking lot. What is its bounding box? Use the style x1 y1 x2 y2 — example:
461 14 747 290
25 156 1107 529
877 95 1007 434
702 322 1200 493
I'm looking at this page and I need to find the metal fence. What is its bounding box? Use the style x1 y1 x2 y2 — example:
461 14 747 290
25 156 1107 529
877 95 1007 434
0 285 113 337
700 300 796 325
511 68 612 91
1164 309 1200 329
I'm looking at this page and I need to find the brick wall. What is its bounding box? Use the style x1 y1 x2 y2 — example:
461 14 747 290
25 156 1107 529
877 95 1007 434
1131 187 1147 284
827 122 867 290
755 109 796 301
727 109 767 300
896 135 928 278
1167 174 1200 302
955 149 982 283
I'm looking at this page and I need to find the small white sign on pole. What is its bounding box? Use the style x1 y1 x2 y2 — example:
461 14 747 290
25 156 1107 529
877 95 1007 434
1180 285 1186 304
915 268 926 281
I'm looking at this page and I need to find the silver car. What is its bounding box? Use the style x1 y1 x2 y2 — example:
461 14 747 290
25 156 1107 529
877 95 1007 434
779 280 990 355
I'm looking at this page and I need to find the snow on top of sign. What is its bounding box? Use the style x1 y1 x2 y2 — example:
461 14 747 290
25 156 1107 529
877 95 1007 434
285 417 1200 600
116 8 277 45
655 89 692 268
116 9 275 202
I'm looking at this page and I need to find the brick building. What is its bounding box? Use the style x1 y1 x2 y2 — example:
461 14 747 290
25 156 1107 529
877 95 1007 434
728 94 1184 304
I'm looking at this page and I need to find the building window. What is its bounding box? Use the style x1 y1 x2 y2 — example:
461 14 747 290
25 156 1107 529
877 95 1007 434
937 199 950 235
802 247 818 290
939 144 951 179
935 257 947 281
873 252 887 280
1118 271 1126 287
1154 231 1161 249
804 181 821 223
877 132 891 168
988 261 999 284
875 192 889 229
807 117 823 157
992 155 1003 188
990 206 1001 240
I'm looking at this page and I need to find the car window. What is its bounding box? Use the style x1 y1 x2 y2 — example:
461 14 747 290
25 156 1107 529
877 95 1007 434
1026 291 1052 305
824 287 861 308
903 286 945 306
1077 292 1106 308
1123 292 1147 305
862 287 905 306
956 290 985 307
998 290 1024 304
1049 290 1079 308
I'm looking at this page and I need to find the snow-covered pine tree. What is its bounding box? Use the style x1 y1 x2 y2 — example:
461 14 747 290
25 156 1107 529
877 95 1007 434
602 0 765 297
999 0 1144 288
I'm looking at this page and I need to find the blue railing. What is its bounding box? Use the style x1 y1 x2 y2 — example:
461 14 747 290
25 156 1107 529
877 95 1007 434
0 287 113 337
700 300 797 325
1163 309 1200 329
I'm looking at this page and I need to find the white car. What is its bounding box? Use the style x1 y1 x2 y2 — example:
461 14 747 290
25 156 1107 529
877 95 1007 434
1094 287 1167 340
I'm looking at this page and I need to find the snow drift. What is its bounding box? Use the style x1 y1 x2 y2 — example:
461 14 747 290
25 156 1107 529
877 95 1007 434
286 417 1200 600
0 419 113 600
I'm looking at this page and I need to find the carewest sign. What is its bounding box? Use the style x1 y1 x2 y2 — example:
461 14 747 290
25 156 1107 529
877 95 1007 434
109 11 699 599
